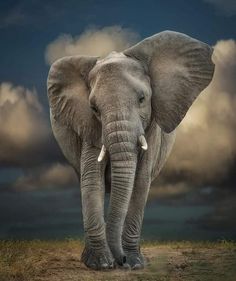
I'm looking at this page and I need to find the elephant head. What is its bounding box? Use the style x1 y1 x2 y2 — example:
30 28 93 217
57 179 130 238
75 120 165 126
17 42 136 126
47 31 214 261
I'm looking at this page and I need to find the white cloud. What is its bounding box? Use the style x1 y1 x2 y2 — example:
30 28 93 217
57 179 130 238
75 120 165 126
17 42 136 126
45 25 139 65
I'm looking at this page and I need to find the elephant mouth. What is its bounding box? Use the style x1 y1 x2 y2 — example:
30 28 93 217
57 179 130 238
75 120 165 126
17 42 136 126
97 134 148 162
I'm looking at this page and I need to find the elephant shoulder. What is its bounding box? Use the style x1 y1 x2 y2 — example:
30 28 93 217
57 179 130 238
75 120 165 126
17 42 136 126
50 110 81 172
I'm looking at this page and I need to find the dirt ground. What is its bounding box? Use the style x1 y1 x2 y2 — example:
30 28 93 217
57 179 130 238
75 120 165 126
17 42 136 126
0 240 236 281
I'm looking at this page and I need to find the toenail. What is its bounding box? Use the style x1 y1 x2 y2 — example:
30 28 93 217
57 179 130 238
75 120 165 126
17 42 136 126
132 263 143 270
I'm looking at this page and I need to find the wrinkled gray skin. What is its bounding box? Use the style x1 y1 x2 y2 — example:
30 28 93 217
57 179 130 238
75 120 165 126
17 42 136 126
47 31 215 270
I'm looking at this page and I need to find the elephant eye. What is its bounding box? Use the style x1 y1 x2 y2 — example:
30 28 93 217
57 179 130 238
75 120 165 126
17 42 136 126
139 96 145 104
91 105 99 114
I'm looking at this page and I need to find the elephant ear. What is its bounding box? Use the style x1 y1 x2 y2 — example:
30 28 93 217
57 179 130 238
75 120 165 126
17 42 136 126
124 31 215 133
47 55 99 141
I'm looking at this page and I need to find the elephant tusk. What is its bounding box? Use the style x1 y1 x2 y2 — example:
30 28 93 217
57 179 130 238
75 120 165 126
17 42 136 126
139 135 148 151
98 145 106 162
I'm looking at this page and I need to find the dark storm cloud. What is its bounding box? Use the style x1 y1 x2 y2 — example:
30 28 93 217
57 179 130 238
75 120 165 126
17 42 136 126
13 163 77 190
0 6 25 28
203 0 236 16
0 0 67 29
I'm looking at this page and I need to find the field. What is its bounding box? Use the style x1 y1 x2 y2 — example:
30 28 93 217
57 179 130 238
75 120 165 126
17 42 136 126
0 240 236 281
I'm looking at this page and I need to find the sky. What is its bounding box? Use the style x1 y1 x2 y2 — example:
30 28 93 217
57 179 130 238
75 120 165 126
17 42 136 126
0 0 236 240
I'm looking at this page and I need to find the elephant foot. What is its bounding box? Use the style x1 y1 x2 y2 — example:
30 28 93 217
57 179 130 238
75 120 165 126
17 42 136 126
125 251 146 270
113 255 131 270
107 244 131 269
81 245 114 270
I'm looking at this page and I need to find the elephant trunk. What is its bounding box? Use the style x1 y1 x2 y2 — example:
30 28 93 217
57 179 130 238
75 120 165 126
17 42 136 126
103 113 138 265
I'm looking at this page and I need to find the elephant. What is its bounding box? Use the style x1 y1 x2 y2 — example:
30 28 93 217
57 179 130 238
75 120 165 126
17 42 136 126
47 30 215 270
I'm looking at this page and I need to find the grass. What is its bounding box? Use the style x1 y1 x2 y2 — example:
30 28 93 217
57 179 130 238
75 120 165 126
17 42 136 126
0 240 236 281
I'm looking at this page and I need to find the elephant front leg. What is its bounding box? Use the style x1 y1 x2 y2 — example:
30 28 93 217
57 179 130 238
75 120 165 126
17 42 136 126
122 175 151 269
80 144 114 270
